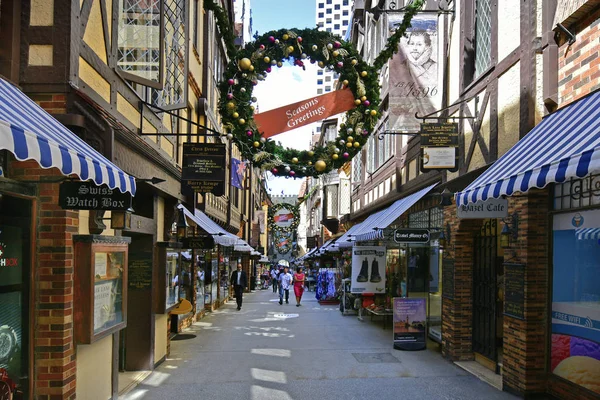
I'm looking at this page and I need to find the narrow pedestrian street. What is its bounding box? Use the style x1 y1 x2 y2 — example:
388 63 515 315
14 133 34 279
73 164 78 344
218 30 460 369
120 289 515 400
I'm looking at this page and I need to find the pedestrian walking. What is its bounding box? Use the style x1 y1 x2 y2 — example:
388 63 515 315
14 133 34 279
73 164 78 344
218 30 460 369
293 267 306 307
271 266 279 293
278 266 293 305
230 263 247 311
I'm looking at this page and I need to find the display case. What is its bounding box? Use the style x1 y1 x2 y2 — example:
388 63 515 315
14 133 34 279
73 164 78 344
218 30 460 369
154 242 184 314
74 235 131 344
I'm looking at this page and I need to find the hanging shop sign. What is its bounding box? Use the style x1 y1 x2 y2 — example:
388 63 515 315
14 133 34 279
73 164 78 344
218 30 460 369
59 181 132 210
182 236 216 250
181 143 226 196
419 123 459 172
393 297 427 351
393 229 430 244
457 197 508 219
351 246 386 294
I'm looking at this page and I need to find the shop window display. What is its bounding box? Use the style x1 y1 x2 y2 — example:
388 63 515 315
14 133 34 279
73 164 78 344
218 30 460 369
166 251 180 309
551 209 600 395
195 253 207 314
179 251 193 301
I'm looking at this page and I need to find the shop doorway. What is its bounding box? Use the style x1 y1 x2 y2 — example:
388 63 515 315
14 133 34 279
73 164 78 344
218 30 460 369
0 193 32 399
472 219 502 371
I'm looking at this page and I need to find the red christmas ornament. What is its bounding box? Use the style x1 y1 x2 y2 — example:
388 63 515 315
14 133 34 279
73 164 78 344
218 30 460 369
343 152 350 158
246 130 253 136
272 168 278 174
268 36 275 43
297 37 303 42
259 44 265 49
290 171 296 176
363 100 370 106
227 93 233 99
227 79 235 85
334 41 341 48
266 67 272 73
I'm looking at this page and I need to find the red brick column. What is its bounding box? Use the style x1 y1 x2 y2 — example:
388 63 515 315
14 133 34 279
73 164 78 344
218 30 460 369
502 189 549 395
442 200 480 360
9 160 78 399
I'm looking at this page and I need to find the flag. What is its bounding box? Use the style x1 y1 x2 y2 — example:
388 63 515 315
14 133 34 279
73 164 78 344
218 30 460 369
231 158 246 189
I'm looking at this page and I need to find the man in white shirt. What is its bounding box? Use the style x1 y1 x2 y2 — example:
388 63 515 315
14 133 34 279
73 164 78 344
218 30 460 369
278 266 293 305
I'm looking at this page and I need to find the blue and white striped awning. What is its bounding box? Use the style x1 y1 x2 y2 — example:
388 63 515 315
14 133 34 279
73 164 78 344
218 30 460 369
0 79 136 194
178 205 243 247
354 183 438 242
456 91 600 207
576 228 600 241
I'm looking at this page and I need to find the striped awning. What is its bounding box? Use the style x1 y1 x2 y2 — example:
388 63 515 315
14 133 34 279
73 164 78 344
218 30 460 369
576 228 600 241
456 91 600 206
178 205 242 247
354 183 438 242
0 78 136 194
337 223 363 249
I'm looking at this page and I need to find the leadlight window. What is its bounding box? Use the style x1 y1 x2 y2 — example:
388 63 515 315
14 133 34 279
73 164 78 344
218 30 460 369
117 0 164 88
474 0 492 78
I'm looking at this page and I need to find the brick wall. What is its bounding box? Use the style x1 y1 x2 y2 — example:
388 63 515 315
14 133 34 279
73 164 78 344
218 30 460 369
9 160 78 399
30 93 67 115
558 10 600 106
501 189 549 396
441 201 480 361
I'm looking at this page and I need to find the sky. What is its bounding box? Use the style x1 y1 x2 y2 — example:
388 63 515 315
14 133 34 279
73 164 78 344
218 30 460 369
250 0 317 196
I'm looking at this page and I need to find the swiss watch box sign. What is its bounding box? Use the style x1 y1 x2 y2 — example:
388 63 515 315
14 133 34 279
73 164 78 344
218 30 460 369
59 181 132 210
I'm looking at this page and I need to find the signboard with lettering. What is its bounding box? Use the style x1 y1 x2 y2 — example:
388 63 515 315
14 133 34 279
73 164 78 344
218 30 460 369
182 143 226 196
59 181 132 210
393 297 427 351
393 229 430 244
457 198 509 219
182 236 215 250
504 263 525 320
128 250 153 290
420 123 459 172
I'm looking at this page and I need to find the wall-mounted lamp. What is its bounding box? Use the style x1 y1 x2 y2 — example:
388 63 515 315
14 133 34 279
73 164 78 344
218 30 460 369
500 212 519 249
110 208 133 230
440 188 453 207
176 208 188 239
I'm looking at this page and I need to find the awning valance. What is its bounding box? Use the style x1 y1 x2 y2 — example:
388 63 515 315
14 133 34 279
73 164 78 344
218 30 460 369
456 91 600 207
178 205 240 247
576 228 600 241
337 223 363 249
0 79 136 194
354 183 438 242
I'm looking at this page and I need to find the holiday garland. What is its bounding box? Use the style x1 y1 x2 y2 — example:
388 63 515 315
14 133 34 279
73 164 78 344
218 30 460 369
204 0 425 178
267 202 300 234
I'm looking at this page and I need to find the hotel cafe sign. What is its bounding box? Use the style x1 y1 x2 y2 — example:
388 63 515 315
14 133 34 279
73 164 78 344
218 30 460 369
457 198 508 219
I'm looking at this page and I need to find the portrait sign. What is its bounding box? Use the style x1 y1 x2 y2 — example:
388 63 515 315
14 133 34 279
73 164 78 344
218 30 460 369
388 14 442 133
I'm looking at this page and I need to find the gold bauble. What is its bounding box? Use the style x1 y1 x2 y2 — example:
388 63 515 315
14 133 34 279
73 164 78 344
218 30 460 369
318 61 325 68
342 80 349 86
315 160 327 172
282 34 289 40
232 112 239 118
277 62 283 67
360 96 367 102
370 110 377 116
353 141 360 148
292 157 299 164
250 105 255 111
351 59 358 65
253 141 260 147
249 65 255 72
308 150 314 157
308 161 312 165
287 46 294 53
238 58 252 70
332 154 339 160
354 99 361 105
347 136 354 142
227 102 236 110
361 71 368 77
346 142 353 148
332 50 339 57
239 118 246 125
263 56 270 63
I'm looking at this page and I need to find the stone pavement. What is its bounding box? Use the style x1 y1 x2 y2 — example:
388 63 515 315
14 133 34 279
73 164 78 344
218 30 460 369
120 288 517 400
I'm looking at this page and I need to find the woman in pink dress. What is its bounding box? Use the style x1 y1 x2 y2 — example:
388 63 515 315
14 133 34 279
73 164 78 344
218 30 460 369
293 267 306 307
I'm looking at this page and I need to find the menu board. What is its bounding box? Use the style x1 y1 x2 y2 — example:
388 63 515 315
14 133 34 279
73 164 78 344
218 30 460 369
504 263 525 319
129 255 152 290
442 259 454 300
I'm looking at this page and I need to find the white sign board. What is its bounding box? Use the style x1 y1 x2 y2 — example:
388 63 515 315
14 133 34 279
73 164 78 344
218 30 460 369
351 246 386 294
422 147 456 169
457 198 508 219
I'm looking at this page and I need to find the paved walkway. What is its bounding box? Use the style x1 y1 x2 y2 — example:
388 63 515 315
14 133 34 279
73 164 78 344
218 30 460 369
120 289 516 400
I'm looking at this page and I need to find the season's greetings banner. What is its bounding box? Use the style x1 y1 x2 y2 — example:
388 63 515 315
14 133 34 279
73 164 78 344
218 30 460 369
254 89 356 138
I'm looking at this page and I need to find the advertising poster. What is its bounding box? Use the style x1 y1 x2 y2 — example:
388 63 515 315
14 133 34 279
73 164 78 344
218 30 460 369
393 298 427 351
388 14 441 133
351 246 386 294
551 210 600 394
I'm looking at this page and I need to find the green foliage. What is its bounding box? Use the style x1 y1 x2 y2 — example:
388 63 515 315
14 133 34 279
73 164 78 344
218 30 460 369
204 0 424 178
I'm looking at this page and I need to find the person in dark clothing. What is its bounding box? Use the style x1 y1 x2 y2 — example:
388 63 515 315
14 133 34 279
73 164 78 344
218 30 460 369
230 263 247 310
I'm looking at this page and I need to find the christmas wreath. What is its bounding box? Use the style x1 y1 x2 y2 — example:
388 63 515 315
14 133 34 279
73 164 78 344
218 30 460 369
274 231 294 254
268 202 299 234
204 0 424 178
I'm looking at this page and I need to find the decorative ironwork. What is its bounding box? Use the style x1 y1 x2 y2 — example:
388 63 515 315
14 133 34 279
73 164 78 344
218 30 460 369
374 0 455 14
554 174 600 210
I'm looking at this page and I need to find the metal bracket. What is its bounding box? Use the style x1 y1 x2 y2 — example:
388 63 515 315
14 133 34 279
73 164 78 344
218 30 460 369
372 0 455 16
377 130 420 140
556 23 576 46
138 100 223 137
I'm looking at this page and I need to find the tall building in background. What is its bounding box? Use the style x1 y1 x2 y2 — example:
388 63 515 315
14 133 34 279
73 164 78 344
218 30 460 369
315 0 353 97
234 0 253 46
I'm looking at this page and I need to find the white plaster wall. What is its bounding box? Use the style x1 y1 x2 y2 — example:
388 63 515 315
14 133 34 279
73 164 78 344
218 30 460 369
497 62 521 158
154 313 168 364
498 0 520 62
76 335 112 400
